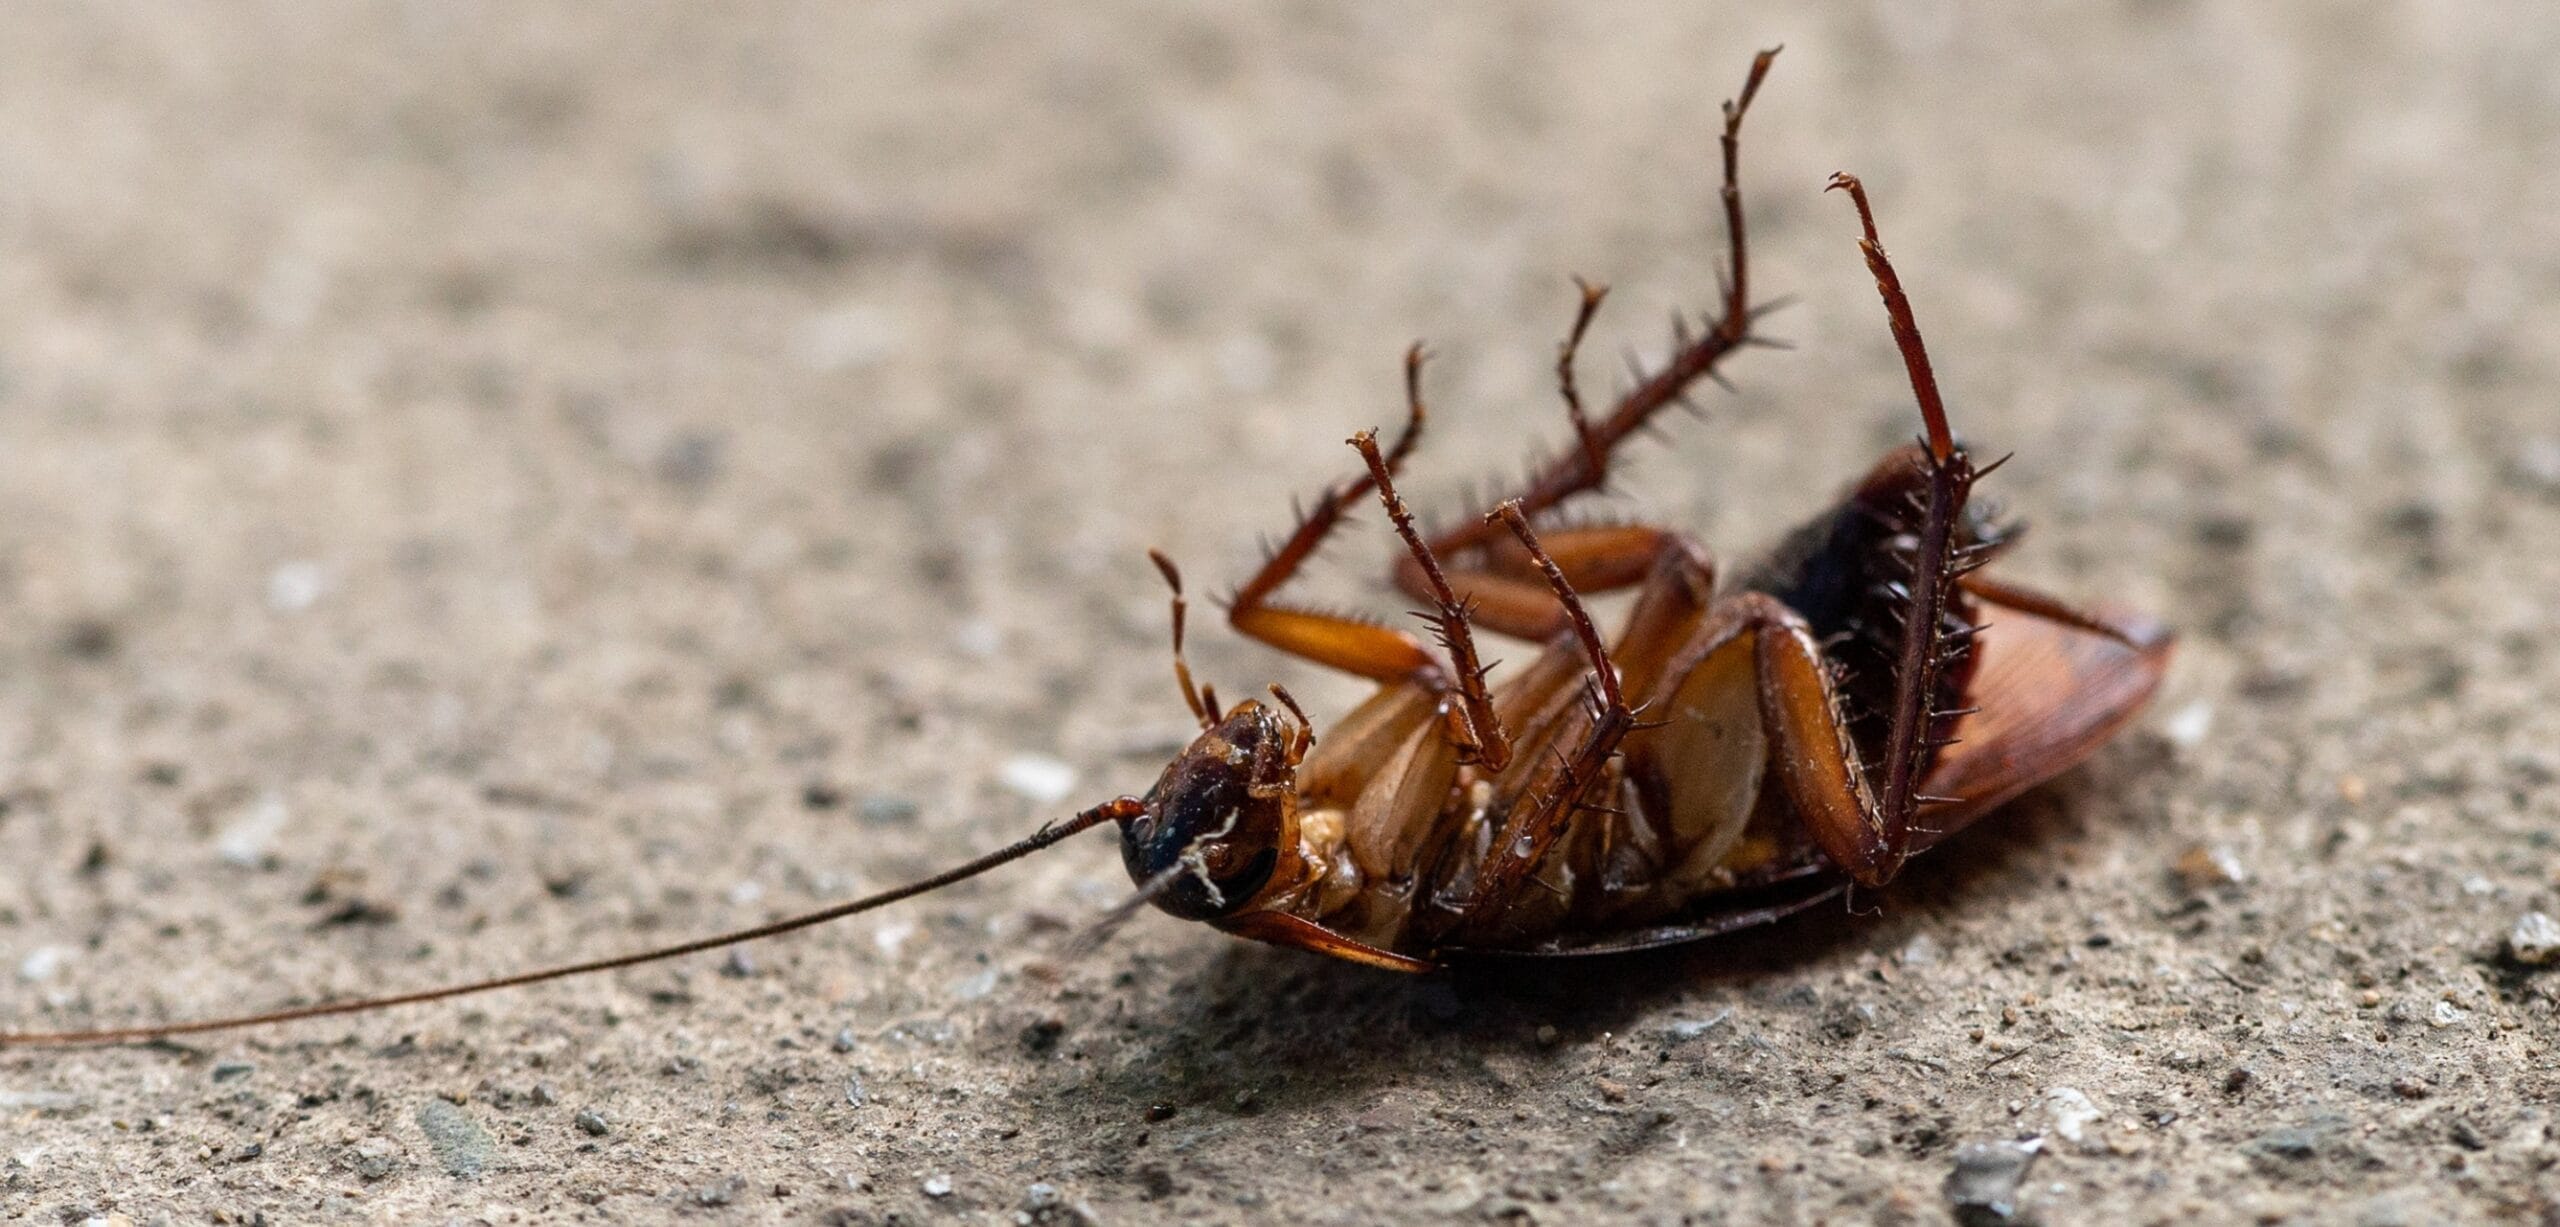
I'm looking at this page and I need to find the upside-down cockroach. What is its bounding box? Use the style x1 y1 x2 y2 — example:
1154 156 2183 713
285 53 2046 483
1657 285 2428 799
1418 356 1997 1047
1 48 2170 1047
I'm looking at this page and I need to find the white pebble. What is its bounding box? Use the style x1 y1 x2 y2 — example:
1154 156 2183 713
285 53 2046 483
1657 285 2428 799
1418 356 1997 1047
16 946 66 983
2506 912 2560 965
922 1174 954 1198
216 795 290 867
2161 700 2214 749
2044 1086 2103 1149
265 561 328 613
872 920 916 957
1000 755 1078 805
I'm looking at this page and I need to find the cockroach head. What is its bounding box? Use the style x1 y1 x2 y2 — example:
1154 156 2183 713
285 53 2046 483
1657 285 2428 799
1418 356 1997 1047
1117 699 1296 921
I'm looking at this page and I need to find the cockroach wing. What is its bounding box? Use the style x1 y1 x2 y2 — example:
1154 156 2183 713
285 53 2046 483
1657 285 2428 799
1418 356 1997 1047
1914 585 2173 843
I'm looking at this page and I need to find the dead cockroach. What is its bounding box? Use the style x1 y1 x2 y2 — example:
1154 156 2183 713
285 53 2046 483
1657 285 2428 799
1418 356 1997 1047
1 48 2169 1047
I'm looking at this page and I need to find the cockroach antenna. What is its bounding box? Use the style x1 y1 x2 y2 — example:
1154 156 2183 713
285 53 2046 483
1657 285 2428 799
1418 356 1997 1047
0 797 1145 1048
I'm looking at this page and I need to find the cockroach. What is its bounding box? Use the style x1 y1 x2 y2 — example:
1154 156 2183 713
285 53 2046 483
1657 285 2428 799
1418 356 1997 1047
1 48 2169 1048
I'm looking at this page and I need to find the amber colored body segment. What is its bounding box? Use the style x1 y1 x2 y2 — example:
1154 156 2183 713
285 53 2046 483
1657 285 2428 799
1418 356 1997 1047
1215 541 2171 968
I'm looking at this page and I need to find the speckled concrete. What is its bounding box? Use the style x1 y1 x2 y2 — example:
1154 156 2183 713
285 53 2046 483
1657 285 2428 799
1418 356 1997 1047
3 5 2557 1223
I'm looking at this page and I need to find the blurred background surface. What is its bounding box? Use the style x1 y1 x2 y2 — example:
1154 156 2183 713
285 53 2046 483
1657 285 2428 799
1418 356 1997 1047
2 4 2557 1221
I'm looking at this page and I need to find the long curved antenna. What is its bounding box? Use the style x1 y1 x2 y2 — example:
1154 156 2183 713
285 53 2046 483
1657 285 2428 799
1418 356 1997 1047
0 796 1144 1048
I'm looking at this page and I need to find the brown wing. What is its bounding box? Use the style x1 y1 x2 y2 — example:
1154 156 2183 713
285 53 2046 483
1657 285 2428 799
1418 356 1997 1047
1914 578 2174 844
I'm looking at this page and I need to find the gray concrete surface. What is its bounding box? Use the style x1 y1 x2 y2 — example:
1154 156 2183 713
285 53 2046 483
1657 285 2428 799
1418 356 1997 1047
3 4 2557 1223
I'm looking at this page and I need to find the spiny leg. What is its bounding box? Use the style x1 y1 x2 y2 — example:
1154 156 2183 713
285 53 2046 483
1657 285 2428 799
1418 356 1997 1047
1353 430 1511 771
1455 502 1641 918
1409 48 1783 573
1801 172 1979 886
1222 345 1453 686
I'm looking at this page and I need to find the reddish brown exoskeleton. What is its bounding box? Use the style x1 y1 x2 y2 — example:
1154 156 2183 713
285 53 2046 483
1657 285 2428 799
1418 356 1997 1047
1 48 2168 1046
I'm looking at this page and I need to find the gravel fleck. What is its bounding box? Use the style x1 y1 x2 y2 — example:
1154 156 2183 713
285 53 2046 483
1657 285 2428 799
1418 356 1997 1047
347 1136 401 1182
416 1099 496 1178
858 794 921 825
15 946 67 983
2045 1087 2103 1150
2171 844 2248 894
923 1174 955 1198
2505 911 2560 965
999 754 1078 804
1944 1138 2041 1226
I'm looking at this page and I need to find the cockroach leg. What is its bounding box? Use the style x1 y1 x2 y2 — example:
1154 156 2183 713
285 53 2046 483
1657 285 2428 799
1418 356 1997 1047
1453 503 1641 919
1410 523 1700 643
1556 275 1611 480
1353 430 1512 772
1221 349 1451 687
1714 173 1984 889
1413 47 1779 570
1957 572 2148 650
1826 172 1955 463
1147 548 1218 728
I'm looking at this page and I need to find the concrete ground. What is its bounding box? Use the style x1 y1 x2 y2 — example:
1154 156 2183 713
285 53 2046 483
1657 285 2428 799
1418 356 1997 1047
3 4 2557 1223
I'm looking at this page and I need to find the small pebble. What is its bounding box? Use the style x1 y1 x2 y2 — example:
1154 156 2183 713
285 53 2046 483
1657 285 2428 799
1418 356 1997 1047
2505 911 2560 965
415 1099 496 1179
529 1083 558 1107
265 561 328 612
574 1109 611 1137
1944 1138 2041 1226
216 795 290 868
2171 844 2247 894
2045 1087 2102 1150
348 1136 401 1182
999 755 1078 805
833 1027 858 1054
1663 1011 1732 1041
16 945 66 983
844 1074 868 1108
2160 700 2213 749
857 794 920 825
2511 436 2560 495
721 947 756 978
922 1174 955 1198
211 1062 255 1083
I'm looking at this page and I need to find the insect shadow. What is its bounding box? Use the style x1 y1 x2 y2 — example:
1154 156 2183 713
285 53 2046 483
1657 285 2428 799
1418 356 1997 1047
1027 771 2124 1129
